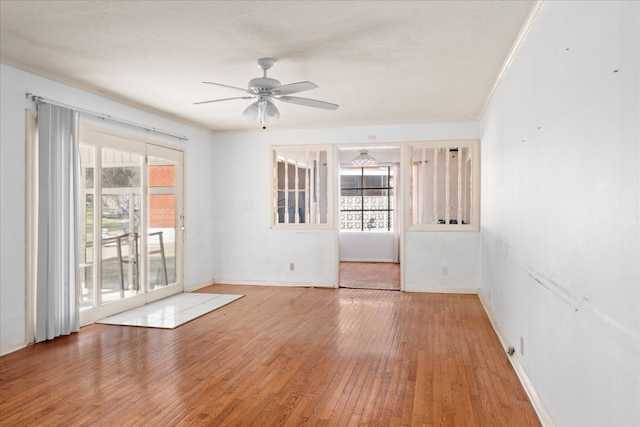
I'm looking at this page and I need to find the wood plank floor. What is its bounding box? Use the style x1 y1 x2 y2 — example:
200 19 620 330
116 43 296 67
339 262 400 291
0 285 540 426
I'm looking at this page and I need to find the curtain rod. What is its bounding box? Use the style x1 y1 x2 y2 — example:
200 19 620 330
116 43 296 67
26 93 189 141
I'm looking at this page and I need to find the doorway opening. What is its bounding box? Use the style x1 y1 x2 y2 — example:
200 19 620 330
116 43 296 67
337 146 401 290
339 262 400 290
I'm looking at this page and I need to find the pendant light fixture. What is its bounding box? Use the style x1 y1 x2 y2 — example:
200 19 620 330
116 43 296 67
351 149 377 167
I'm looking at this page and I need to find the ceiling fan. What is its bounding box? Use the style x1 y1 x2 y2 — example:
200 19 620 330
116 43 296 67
194 58 339 129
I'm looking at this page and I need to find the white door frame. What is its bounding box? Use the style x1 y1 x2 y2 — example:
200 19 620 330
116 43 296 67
333 143 406 291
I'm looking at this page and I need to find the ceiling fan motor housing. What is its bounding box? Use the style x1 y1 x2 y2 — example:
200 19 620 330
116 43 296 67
249 77 281 94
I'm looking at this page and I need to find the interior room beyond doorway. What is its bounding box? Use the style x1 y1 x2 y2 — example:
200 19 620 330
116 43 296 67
338 145 401 291
339 262 400 290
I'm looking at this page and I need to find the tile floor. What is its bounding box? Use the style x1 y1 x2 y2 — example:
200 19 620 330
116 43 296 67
97 292 244 329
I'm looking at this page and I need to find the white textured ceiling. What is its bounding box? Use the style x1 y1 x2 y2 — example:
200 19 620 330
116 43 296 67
0 1 535 132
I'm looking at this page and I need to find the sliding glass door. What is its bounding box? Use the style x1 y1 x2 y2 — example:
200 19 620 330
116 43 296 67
79 128 184 325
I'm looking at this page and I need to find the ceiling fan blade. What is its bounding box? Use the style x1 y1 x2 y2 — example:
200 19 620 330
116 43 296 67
272 81 318 95
202 81 251 93
193 96 254 105
277 96 339 110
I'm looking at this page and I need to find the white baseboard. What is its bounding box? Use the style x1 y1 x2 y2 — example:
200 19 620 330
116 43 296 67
1 338 27 357
404 287 479 294
478 293 555 427
185 279 216 292
212 279 336 288
207 280 477 294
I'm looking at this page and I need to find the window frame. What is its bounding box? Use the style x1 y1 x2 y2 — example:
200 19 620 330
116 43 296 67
407 139 480 231
270 144 333 229
339 166 395 232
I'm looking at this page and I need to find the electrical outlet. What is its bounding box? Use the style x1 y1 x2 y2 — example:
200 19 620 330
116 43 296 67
289 263 295 271
520 336 525 356
442 266 449 276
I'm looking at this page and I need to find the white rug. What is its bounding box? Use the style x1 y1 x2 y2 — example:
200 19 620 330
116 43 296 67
97 292 244 329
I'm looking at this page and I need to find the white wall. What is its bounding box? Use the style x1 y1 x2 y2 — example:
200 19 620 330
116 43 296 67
480 1 639 425
405 231 479 292
211 122 481 288
0 64 217 355
339 232 396 262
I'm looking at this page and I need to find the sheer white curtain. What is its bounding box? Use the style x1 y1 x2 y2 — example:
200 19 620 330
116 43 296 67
35 103 80 342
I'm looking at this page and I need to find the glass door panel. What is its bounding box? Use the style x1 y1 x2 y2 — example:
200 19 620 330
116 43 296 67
100 148 143 304
145 145 183 303
79 144 95 310
147 181 175 290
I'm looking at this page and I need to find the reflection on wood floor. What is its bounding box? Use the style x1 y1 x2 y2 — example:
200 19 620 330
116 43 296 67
339 261 400 290
0 284 541 426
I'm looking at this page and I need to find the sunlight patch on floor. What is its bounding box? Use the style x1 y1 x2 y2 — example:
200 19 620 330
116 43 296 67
97 293 243 329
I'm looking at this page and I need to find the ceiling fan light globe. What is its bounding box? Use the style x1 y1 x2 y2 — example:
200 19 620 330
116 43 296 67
264 101 280 123
243 102 260 121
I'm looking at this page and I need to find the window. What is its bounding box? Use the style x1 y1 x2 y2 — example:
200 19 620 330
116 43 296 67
340 166 394 231
409 140 480 230
271 145 332 227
